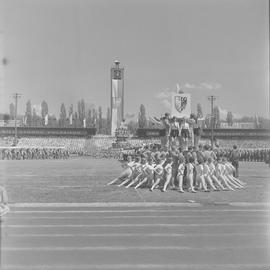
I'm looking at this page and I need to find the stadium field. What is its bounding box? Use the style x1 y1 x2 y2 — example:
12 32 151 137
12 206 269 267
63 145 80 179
1 158 270 269
0 157 269 204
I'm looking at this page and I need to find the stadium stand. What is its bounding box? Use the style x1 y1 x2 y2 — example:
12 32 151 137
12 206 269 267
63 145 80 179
1 136 269 151
0 135 269 161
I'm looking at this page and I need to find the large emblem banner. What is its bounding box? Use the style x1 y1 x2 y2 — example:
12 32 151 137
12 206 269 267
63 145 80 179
171 93 191 118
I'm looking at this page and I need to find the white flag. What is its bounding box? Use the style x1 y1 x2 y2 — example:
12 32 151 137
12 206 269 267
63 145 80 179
69 114 73 125
45 114 49 125
23 115 27 125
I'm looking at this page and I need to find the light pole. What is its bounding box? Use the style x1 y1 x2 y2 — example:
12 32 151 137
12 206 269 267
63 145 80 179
208 95 217 148
13 93 21 145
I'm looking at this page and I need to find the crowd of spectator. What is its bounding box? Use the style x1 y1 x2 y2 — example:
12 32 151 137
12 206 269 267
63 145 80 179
17 137 86 153
0 136 269 163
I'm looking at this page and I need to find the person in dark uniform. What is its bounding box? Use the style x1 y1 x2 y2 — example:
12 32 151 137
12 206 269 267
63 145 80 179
230 145 240 178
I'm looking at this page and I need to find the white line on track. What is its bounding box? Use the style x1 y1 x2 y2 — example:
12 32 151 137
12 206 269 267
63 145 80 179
230 202 270 207
5 214 270 219
10 202 202 207
2 264 270 270
6 214 269 219
9 202 270 208
1 245 268 251
5 232 270 237
5 174 38 177
9 209 270 213
4 223 268 228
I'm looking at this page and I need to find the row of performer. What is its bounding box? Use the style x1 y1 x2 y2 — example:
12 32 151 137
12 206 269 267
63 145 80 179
0 148 69 160
122 144 270 165
107 144 246 192
158 113 203 148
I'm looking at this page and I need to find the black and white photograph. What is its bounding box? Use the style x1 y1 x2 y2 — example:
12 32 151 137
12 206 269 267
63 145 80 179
0 0 269 269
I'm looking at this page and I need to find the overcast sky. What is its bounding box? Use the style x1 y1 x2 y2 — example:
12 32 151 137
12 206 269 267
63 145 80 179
0 0 269 119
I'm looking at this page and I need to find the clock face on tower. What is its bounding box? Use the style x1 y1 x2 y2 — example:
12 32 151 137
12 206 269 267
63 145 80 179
113 69 122 80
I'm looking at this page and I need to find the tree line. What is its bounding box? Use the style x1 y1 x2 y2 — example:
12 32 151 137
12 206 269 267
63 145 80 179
136 103 265 129
7 99 111 134
6 99 267 133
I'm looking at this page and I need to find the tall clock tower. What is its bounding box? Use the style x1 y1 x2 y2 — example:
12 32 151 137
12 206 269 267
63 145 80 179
111 60 124 136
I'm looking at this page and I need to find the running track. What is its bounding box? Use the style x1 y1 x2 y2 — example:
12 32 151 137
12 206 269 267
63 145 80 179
1 202 270 270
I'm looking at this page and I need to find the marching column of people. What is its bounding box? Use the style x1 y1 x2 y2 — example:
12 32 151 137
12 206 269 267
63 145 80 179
107 144 247 192
0 147 69 160
213 147 270 167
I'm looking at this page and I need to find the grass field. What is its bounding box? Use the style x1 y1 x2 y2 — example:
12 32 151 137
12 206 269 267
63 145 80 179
1 158 270 269
0 157 269 204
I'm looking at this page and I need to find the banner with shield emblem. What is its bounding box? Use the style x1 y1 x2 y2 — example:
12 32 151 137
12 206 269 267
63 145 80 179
171 93 191 118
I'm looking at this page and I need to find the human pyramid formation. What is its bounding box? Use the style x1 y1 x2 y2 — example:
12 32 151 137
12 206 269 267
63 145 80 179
107 144 246 193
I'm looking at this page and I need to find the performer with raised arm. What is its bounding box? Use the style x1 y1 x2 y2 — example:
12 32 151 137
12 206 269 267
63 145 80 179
150 158 164 191
107 155 134 185
195 158 209 192
179 117 190 150
176 156 186 192
186 157 196 193
125 157 148 188
118 156 141 187
169 117 180 148
162 157 174 192
134 158 155 189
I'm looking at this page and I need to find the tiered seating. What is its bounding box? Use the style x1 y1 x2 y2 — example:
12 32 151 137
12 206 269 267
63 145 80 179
17 137 85 153
1 136 269 160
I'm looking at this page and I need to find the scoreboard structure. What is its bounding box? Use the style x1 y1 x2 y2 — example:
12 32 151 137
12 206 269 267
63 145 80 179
110 61 124 136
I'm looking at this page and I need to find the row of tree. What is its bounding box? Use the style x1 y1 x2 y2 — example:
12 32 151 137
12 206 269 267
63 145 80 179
7 98 266 133
136 103 257 129
8 99 112 134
